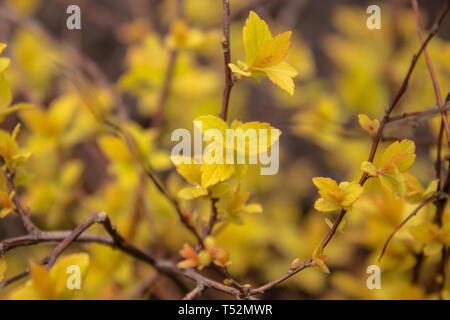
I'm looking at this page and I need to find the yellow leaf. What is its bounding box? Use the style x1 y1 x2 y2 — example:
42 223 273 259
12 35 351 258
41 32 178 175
243 11 272 68
194 114 228 137
177 186 208 200
361 161 378 176
242 203 263 214
312 177 343 204
50 253 90 298
314 198 341 212
262 62 298 96
381 140 416 172
358 114 380 136
313 258 330 274
378 172 406 198
228 63 251 77
171 156 202 185
339 181 363 206
253 31 292 68
201 163 234 188
236 121 281 155
209 182 231 198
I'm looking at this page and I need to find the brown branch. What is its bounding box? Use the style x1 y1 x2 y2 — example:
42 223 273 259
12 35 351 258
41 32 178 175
220 0 233 121
411 0 450 149
386 101 450 123
46 211 106 269
0 212 243 298
250 1 450 296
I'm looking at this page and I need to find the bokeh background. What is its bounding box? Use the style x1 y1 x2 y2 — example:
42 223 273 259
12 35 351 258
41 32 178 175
0 0 449 299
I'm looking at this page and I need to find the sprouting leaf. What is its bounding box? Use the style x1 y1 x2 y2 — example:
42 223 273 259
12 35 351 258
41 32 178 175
362 140 416 198
209 182 231 199
231 11 298 95
243 11 272 67
311 245 330 274
358 114 380 136
178 243 200 269
177 186 208 200
262 62 298 96
360 161 378 176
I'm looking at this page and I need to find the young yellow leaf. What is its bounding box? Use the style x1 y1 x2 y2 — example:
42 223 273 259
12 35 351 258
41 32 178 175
243 11 272 68
209 182 231 198
360 161 378 176
381 140 416 172
262 62 298 96
378 172 406 198
314 198 341 212
358 114 380 136
312 177 342 204
339 181 363 206
252 31 292 68
194 114 228 137
30 261 53 298
177 186 208 200
0 43 6 55
242 203 263 214
171 156 202 185
0 57 10 73
201 163 234 189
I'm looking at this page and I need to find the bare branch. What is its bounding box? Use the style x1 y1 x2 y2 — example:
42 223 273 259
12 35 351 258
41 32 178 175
183 283 206 300
220 0 233 121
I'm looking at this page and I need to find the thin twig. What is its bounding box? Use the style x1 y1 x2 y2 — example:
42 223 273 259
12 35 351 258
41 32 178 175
220 0 233 121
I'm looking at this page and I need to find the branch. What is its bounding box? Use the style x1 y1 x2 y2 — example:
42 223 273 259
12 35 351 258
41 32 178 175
0 212 243 298
220 0 233 121
250 1 450 296
386 101 450 124
3 170 39 234
411 0 450 149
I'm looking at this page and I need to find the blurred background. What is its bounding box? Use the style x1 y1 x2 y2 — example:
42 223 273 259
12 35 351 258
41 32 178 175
0 0 449 299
